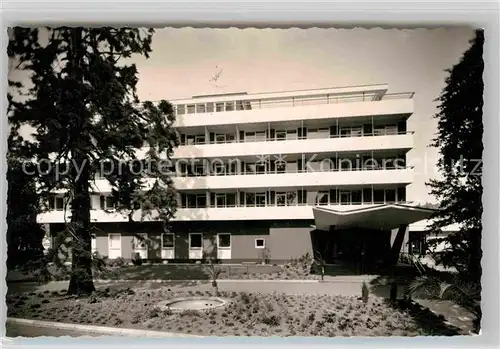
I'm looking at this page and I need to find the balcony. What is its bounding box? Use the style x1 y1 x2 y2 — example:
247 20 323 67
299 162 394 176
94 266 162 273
37 201 413 224
174 96 413 129
173 132 414 159
173 166 413 190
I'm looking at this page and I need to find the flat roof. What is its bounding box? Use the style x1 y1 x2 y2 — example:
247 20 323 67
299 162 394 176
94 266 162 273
170 83 390 105
313 204 437 231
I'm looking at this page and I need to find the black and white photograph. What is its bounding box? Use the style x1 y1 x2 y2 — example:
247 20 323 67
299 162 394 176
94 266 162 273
5 26 484 338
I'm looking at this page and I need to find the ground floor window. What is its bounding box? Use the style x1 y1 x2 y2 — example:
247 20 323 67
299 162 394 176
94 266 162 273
255 238 266 249
162 233 175 248
218 233 231 248
409 234 426 256
189 233 203 249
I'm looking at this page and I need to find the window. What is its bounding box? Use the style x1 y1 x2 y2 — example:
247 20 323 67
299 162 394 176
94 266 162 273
186 104 196 114
316 191 330 205
189 233 203 249
195 135 206 145
218 234 231 248
100 196 116 210
351 126 362 137
245 131 256 142
206 103 214 113
186 194 197 208
162 233 175 249
215 134 226 144
186 135 195 145
385 189 396 203
339 191 352 205
255 238 266 249
276 130 287 141
225 101 235 111
176 105 185 115
196 194 207 208
134 233 148 250
308 128 329 139
373 125 386 136
245 192 256 206
236 101 245 111
216 102 224 112
276 192 287 206
196 104 206 113
286 130 298 140
373 189 385 203
213 162 226 176
255 193 266 207
255 131 266 142
226 193 236 207
194 164 205 176
215 194 227 207
276 162 286 174
50 196 65 211
256 163 266 174
385 125 398 135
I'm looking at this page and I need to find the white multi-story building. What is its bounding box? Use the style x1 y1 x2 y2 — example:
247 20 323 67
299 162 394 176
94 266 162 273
39 84 452 266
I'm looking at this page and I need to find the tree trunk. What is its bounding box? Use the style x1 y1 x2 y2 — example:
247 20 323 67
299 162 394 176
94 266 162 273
67 28 95 295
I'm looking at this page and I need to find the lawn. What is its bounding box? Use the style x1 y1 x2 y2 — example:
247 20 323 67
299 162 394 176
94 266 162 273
6 286 464 337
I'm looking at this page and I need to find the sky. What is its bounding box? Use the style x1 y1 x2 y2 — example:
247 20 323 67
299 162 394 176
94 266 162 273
128 27 476 204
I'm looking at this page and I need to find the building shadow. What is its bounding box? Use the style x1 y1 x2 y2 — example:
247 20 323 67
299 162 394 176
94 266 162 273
385 299 463 336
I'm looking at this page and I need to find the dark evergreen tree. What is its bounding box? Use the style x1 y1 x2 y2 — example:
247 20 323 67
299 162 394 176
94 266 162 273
8 27 179 295
426 30 484 285
6 131 45 270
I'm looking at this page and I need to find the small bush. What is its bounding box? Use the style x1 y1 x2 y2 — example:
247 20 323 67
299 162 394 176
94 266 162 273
261 314 281 327
361 281 369 303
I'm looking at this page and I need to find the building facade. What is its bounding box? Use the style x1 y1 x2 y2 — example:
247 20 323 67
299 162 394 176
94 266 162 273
38 84 448 264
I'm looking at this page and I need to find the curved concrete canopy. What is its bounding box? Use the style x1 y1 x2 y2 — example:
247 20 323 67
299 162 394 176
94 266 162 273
312 204 437 231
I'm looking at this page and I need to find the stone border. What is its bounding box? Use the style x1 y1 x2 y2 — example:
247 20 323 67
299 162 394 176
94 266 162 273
158 296 229 312
6 317 203 337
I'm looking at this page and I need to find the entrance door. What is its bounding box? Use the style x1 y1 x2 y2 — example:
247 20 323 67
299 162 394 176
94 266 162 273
108 233 121 259
217 233 232 260
134 233 148 259
189 233 203 259
161 233 175 259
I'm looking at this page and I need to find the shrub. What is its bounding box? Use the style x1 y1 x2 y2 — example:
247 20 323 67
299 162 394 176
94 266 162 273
361 281 369 303
322 311 336 323
261 314 281 327
131 254 142 266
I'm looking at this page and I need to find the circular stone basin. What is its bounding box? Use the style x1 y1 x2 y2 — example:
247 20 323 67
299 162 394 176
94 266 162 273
158 296 228 312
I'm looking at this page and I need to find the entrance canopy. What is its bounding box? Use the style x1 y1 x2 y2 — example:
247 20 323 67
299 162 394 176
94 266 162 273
312 204 436 231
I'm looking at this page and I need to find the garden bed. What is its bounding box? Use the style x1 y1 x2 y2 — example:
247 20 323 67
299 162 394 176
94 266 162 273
6 287 464 337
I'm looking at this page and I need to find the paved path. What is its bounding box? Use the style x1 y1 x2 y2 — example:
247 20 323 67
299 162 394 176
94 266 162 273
5 322 108 337
7 276 402 298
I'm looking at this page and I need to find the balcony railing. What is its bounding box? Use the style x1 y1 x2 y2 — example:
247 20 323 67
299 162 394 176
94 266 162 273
179 130 415 146
175 91 414 116
175 165 414 178
178 200 413 209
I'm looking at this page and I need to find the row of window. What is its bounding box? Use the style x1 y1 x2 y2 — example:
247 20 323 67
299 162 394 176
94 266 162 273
48 187 406 211
179 188 406 208
177 157 406 177
179 124 404 146
175 92 382 116
94 232 266 250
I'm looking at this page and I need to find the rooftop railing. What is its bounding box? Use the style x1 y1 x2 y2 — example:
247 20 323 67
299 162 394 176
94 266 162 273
174 91 414 116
